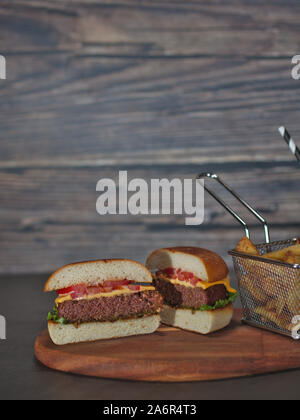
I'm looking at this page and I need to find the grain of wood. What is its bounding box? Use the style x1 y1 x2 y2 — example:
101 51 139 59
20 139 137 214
0 165 299 224
1 0 300 274
1 163 300 274
34 309 300 382
1 224 299 275
1 0 300 56
0 55 299 163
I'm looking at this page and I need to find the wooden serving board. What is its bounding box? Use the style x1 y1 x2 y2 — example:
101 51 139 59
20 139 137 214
34 310 300 382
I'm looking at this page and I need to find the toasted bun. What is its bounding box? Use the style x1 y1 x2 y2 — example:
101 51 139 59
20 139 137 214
44 259 152 292
146 247 228 283
160 304 233 334
48 315 160 345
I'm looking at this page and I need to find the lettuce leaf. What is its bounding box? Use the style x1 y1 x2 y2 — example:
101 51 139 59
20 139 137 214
47 307 68 325
181 292 238 312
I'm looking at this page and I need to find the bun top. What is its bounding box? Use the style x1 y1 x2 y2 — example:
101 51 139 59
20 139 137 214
44 259 152 292
146 247 228 283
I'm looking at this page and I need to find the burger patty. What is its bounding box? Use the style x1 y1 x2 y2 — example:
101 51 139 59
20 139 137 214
57 290 163 323
154 278 228 309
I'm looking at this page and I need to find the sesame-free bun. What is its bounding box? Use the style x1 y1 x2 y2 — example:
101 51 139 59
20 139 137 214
160 304 233 334
44 259 152 292
48 315 160 345
146 247 228 283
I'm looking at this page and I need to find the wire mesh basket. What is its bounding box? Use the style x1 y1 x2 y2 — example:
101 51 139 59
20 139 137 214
229 238 300 337
198 173 300 339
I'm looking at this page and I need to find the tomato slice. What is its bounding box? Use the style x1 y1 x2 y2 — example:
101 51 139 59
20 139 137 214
178 271 201 286
157 267 202 286
116 279 131 286
56 285 87 298
177 271 187 281
86 285 104 295
103 279 131 288
56 286 74 296
127 284 141 291
102 280 112 288
56 279 136 298
70 284 88 299
160 268 177 279
103 286 113 293
189 276 199 286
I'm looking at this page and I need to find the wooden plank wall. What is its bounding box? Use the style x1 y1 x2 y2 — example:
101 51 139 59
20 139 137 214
1 0 300 274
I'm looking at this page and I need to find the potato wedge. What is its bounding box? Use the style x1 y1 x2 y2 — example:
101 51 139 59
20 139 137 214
284 251 300 264
254 306 289 330
263 244 300 261
235 236 260 256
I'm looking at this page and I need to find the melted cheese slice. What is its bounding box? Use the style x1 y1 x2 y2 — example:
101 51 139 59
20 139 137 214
157 274 236 294
55 286 155 306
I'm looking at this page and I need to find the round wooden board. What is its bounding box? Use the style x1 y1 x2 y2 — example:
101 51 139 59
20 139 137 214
34 309 300 382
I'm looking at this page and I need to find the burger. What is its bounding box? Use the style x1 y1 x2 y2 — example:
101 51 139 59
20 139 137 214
45 259 163 345
146 247 237 334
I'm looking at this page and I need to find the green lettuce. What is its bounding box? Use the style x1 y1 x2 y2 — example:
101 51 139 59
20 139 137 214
181 292 238 312
47 307 68 325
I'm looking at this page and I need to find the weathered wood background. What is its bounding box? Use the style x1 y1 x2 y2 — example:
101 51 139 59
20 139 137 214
1 0 300 275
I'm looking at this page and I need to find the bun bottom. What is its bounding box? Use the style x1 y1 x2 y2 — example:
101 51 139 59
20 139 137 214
160 304 233 334
48 315 160 345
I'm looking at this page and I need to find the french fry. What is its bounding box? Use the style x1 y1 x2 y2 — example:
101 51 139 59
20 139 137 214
254 306 289 330
275 295 287 315
284 251 300 264
235 238 262 291
262 244 300 261
240 274 268 303
235 236 260 256
265 296 285 315
265 298 277 311
235 237 300 331
285 287 300 315
240 258 288 299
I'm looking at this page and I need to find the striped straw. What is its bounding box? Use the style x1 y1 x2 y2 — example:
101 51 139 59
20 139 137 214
278 126 300 162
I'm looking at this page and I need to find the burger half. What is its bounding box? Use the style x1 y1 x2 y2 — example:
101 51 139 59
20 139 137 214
146 247 237 334
45 259 163 345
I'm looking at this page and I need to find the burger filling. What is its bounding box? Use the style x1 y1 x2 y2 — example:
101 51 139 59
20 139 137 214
154 268 237 311
47 280 163 325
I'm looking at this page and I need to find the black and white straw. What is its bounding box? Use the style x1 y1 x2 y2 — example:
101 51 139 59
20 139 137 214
278 126 300 162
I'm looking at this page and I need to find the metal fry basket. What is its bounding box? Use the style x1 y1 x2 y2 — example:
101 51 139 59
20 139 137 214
198 173 300 339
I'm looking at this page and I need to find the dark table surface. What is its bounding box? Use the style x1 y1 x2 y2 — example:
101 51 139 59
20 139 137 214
1 274 300 400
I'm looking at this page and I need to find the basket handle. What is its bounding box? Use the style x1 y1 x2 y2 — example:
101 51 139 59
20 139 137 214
197 173 270 243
